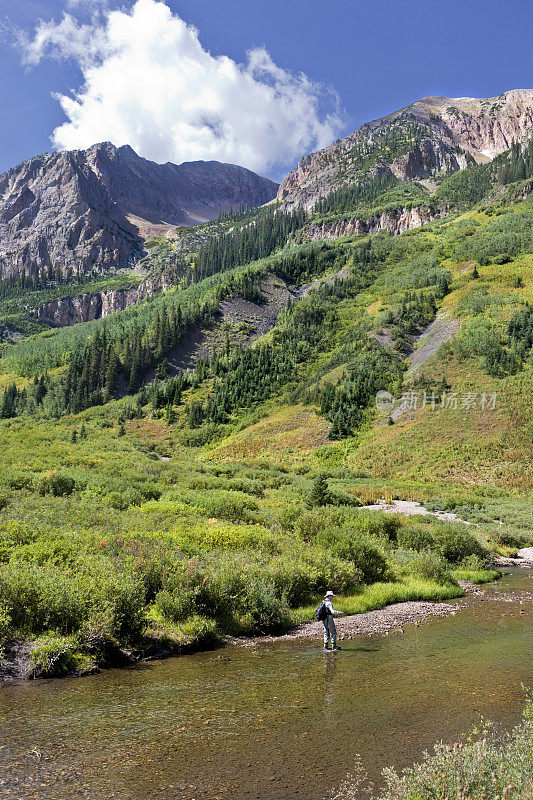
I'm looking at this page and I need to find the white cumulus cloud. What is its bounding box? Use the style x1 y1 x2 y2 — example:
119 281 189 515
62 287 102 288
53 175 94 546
22 12 111 68
23 0 344 176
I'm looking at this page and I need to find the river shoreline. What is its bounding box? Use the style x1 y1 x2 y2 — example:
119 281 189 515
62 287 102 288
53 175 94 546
236 548 533 646
0 593 473 681
0 580 491 683
2 569 532 800
238 586 477 646
2 554 531 683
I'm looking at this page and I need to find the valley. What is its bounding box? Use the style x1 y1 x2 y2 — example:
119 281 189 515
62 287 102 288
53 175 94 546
0 87 532 800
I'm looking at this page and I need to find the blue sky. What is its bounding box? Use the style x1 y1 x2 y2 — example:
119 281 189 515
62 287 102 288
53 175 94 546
1 0 532 178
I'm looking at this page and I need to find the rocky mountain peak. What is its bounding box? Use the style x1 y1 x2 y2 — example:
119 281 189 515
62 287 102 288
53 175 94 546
278 89 533 209
0 144 278 278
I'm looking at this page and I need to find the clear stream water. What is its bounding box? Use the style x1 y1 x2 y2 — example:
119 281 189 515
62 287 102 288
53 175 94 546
1 569 532 800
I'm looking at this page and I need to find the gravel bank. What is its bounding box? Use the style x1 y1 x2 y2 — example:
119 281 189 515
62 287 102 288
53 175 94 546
235 583 483 647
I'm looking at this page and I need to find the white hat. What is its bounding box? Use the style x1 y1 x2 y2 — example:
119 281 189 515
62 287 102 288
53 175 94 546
325 590 334 597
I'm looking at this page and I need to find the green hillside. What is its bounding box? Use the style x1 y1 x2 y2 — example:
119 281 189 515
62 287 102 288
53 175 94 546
0 143 532 678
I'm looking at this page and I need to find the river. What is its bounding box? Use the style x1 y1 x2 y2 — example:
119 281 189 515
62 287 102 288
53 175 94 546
1 568 532 800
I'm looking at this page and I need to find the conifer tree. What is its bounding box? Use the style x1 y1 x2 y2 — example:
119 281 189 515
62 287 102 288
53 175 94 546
307 474 330 507
105 347 121 397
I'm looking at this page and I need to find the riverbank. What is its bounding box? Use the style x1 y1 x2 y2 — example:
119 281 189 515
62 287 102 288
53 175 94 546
278 555 530 645
0 576 485 681
234 579 482 646
494 546 533 567
331 697 533 800
1 569 531 800
3 559 529 682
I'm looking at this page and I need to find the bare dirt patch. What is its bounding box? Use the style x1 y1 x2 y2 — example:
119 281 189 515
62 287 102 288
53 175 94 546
166 274 297 373
359 498 472 524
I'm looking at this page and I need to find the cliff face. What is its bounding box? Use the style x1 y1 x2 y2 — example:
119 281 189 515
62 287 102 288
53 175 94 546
278 89 533 209
300 205 446 242
0 149 140 278
0 143 278 279
34 204 449 328
410 90 533 160
34 271 176 327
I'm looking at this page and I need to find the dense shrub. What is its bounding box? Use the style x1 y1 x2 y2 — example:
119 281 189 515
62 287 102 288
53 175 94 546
107 489 143 510
226 478 265 497
28 633 91 679
6 472 34 490
240 578 291 634
350 512 402 542
81 569 146 644
397 526 435 551
0 520 38 561
497 530 524 548
0 603 11 645
0 561 89 634
37 470 76 497
183 490 259 522
294 508 335 540
277 505 305 532
332 535 389 583
155 588 196 623
432 525 487 564
184 556 295 633
0 558 146 643
187 474 265 496
268 549 361 606
172 521 280 554
394 549 451 584
193 556 253 622
179 615 219 646
459 553 488 571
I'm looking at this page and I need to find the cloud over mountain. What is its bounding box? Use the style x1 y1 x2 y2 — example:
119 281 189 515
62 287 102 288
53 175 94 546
23 0 343 177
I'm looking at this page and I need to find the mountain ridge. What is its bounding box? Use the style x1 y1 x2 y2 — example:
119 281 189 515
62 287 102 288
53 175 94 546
0 142 278 278
278 88 533 209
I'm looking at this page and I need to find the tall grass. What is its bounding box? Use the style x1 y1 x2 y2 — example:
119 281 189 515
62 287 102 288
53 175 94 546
291 577 463 625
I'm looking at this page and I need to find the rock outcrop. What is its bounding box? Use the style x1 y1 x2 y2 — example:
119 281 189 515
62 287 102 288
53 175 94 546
0 324 22 342
299 205 446 242
0 143 278 278
34 271 177 327
278 89 533 209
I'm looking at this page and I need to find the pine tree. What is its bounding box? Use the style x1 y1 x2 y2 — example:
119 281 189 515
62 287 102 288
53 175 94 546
129 348 141 394
34 375 47 405
188 401 204 428
165 403 176 425
105 346 121 397
307 474 330 507
0 383 19 419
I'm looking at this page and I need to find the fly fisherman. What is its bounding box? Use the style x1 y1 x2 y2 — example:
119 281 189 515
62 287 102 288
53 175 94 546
318 590 344 651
